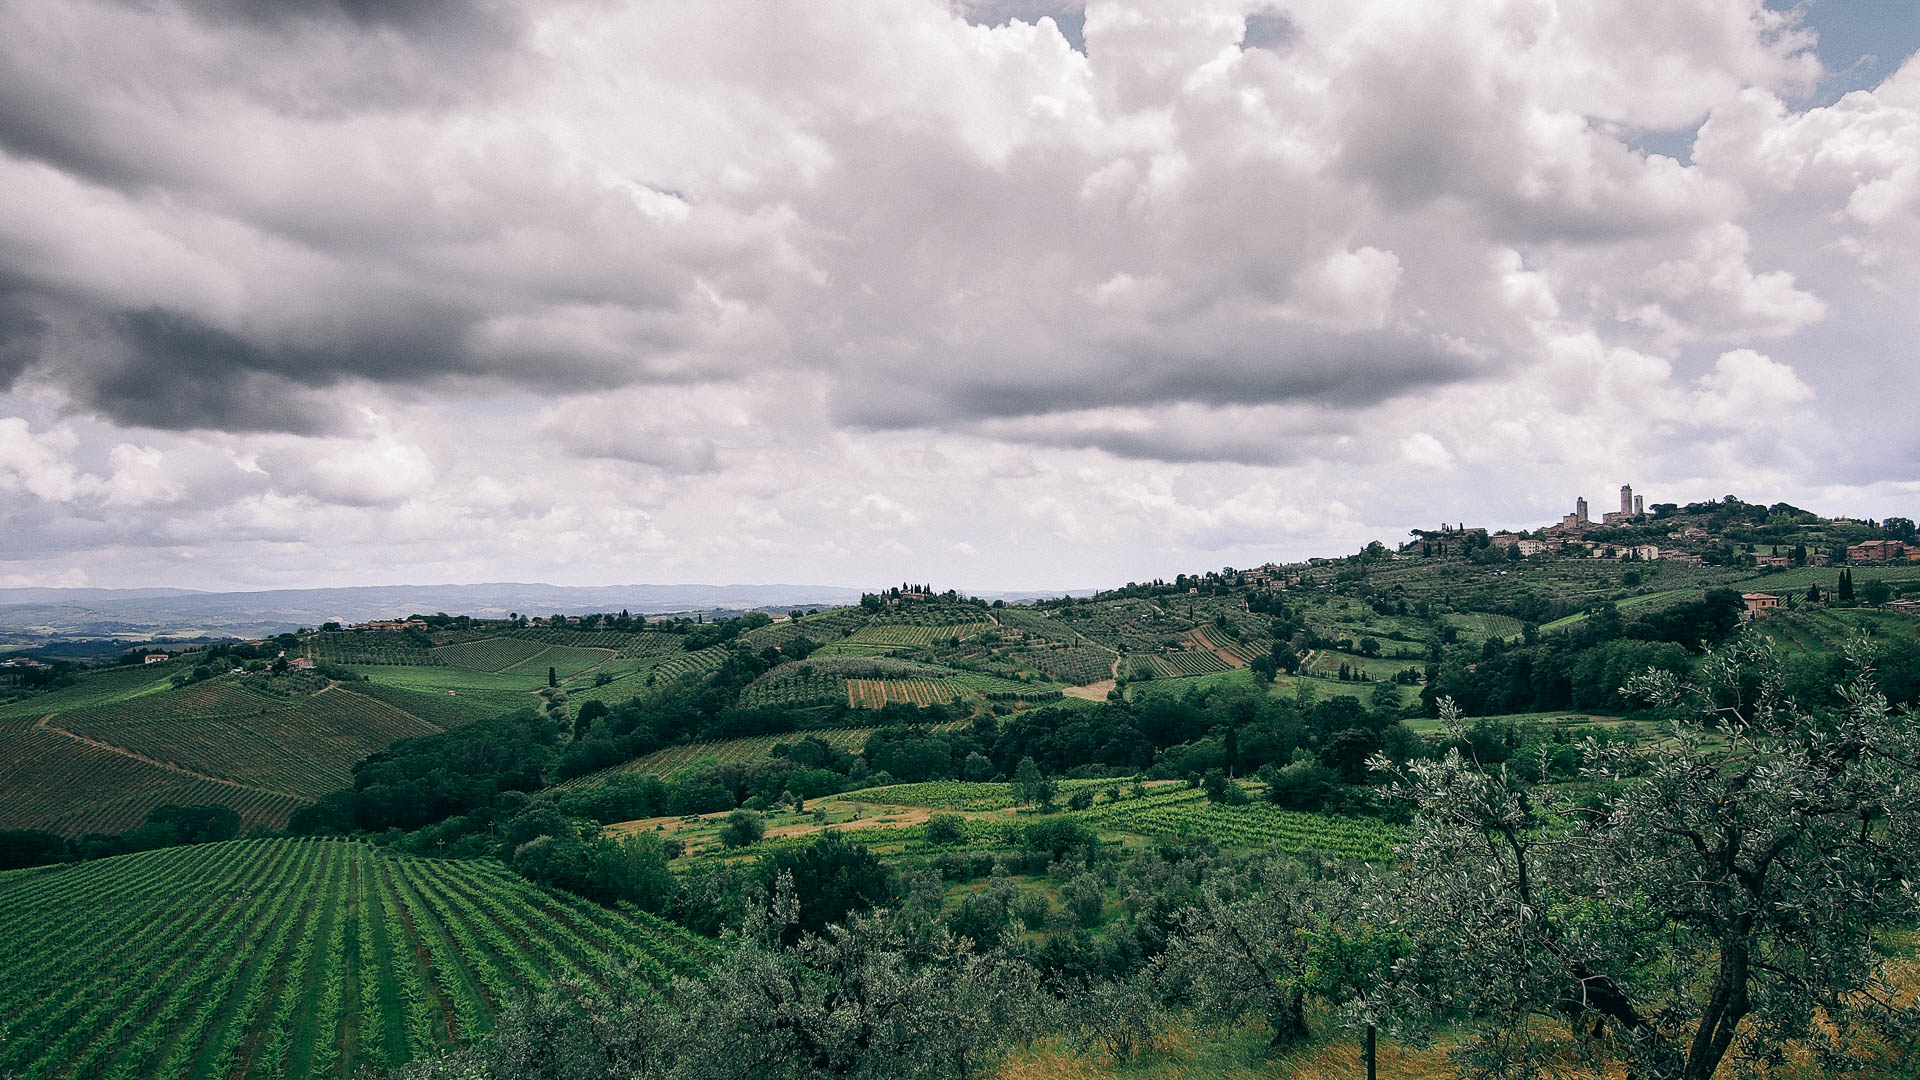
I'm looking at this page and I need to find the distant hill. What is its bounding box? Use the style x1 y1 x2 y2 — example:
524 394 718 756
0 582 1092 642
0 582 868 640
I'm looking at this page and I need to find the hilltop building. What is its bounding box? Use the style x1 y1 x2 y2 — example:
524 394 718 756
1847 540 1912 563
1742 593 1782 619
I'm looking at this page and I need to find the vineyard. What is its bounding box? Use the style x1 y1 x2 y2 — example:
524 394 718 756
1070 786 1402 860
736 666 851 709
432 638 615 679
1018 645 1116 685
563 727 888 785
0 839 711 1080
639 645 730 684
838 620 998 649
432 637 549 672
737 656 964 710
942 671 1064 702
0 667 492 836
1140 650 1233 678
46 685 440 800
845 678 966 709
0 722 308 835
0 664 175 724
306 633 442 667
500 628 682 658
495 644 615 680
847 778 1117 812
1443 612 1526 643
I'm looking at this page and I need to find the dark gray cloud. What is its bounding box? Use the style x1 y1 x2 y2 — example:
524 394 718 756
0 286 45 390
1241 9 1297 52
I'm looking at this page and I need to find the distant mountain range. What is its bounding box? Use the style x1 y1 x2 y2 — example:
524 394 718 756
0 582 1089 644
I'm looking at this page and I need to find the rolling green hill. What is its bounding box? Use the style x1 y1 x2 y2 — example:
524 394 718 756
0 665 516 837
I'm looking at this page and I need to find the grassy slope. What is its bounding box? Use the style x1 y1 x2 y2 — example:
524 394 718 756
0 658 532 837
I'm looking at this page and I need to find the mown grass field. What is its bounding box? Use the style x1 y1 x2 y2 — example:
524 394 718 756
0 838 711 1080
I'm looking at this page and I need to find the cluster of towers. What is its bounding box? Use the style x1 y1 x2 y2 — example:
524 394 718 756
1620 485 1644 518
1563 485 1644 530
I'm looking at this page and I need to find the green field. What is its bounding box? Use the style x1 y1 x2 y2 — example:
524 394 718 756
837 619 998 649
0 839 710 1080
1304 649 1422 683
0 662 176 723
845 677 967 708
1070 784 1401 860
0 663 529 837
847 778 1118 812
1757 606 1920 656
1725 563 1920 594
432 637 613 679
305 633 442 667
561 727 891 786
47 684 438 798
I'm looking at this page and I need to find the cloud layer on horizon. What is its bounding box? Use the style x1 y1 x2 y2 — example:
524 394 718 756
1 0 1916 591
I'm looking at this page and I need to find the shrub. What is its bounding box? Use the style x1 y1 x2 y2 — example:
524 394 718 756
924 813 965 845
717 809 766 849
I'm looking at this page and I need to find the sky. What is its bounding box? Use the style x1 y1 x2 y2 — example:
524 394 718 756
1 0 1917 594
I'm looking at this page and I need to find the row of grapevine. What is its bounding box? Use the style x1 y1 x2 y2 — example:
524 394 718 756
431 637 550 672
1070 786 1401 860
47 685 440 800
0 724 308 836
1144 650 1233 678
501 627 681 657
641 645 731 683
1019 645 1116 685
307 632 443 666
844 778 1116 811
839 620 998 648
845 678 966 709
736 667 850 708
0 838 712 1080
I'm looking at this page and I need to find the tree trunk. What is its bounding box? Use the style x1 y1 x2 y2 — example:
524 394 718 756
1365 1023 1377 1080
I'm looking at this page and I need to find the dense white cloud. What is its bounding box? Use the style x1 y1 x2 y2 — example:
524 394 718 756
0 0 1914 590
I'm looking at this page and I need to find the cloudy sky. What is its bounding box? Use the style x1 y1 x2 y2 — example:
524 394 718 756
1 0 1917 593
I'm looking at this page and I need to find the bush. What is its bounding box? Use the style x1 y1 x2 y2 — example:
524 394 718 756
924 813 965 845
760 832 894 939
718 809 766 849
1062 872 1105 927
1262 760 1340 811
1022 817 1096 861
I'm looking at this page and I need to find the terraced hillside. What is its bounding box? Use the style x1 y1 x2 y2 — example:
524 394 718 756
0 838 711 1080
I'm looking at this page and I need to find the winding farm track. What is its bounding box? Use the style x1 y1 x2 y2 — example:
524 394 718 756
30 713 297 798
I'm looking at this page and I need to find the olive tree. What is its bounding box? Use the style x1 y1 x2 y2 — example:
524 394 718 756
401 875 1044 1080
1376 633 1920 1079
